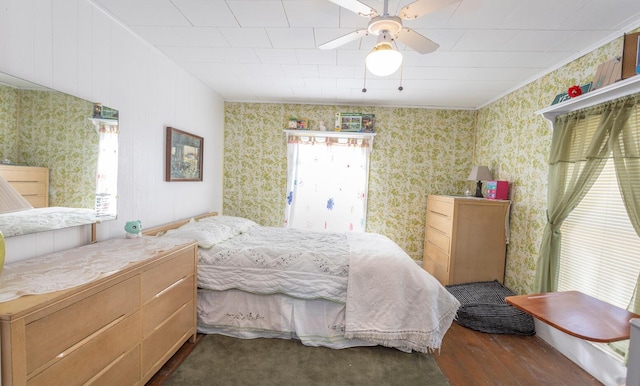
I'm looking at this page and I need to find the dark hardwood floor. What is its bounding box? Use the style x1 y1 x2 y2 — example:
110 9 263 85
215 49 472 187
436 322 602 385
147 323 602 385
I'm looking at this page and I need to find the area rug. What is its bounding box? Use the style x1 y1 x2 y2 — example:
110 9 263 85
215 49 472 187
165 334 449 385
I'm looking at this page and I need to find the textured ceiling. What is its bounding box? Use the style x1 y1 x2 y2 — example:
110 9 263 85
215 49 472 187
92 0 640 109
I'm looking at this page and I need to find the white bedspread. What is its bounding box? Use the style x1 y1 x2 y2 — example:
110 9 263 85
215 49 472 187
197 226 460 352
0 207 103 237
198 227 350 302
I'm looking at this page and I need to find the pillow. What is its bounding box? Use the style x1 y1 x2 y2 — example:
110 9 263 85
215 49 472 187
160 216 258 249
0 176 33 214
196 215 259 234
161 227 233 249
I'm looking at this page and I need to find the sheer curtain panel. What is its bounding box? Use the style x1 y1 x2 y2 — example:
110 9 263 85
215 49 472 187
285 131 373 232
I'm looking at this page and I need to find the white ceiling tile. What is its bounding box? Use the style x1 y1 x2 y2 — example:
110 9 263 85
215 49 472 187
318 65 359 78
499 0 591 30
172 0 240 27
453 30 520 51
443 0 525 29
283 0 339 28
226 1 289 27
266 28 316 48
160 46 219 62
94 0 190 26
281 64 319 77
502 30 575 52
219 28 273 47
254 48 299 64
296 49 337 65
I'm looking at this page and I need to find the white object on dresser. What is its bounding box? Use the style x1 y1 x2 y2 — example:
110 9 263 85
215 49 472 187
422 194 511 286
0 237 198 386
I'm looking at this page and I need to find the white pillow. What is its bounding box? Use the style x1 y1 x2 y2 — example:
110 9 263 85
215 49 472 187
196 215 259 234
160 216 258 249
161 226 234 249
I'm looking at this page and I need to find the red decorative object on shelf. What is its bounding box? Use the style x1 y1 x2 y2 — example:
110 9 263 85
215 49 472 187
568 85 583 98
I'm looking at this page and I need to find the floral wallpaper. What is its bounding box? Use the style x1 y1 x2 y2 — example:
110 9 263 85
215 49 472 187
223 32 633 295
0 86 98 208
0 84 19 162
223 103 477 261
475 36 625 295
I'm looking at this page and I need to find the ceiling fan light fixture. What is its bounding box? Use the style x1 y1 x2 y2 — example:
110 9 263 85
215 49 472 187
365 38 403 77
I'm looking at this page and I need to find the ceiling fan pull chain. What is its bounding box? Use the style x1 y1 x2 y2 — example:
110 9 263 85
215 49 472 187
398 64 404 92
362 64 368 93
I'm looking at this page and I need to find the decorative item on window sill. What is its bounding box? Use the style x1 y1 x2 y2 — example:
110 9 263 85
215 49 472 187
467 166 493 198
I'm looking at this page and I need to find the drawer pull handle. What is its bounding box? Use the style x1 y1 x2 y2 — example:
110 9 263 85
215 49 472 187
155 276 187 298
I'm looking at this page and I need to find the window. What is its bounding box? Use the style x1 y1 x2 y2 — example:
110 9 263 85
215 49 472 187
558 157 640 310
284 132 373 232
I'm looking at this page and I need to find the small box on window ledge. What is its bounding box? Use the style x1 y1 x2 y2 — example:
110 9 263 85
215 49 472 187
485 181 509 200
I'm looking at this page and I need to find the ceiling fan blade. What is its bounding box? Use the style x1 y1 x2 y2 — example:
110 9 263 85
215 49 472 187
399 0 459 20
395 28 439 54
328 0 376 16
319 29 369 50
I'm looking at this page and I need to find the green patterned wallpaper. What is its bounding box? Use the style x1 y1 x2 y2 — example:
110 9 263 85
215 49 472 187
224 103 477 260
0 86 98 208
0 84 19 162
223 34 630 295
475 37 625 295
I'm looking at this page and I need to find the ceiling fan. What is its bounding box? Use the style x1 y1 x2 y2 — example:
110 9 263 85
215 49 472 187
320 0 459 75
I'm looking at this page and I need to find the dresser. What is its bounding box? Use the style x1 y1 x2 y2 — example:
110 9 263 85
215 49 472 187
0 238 198 386
423 195 510 286
0 165 49 208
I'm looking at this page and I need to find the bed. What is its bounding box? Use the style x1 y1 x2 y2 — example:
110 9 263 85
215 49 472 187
0 165 102 237
148 214 461 353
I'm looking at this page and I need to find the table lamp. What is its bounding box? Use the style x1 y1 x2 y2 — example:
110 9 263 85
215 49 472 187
467 166 493 198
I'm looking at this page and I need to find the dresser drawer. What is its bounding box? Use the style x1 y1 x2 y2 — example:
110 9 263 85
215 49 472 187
427 211 452 235
141 247 195 303
143 274 195 337
88 345 140 386
427 197 453 217
25 276 140 374
29 311 140 386
142 300 195 377
424 241 450 285
426 227 451 254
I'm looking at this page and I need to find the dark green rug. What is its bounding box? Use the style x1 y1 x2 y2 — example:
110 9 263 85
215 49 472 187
165 334 449 385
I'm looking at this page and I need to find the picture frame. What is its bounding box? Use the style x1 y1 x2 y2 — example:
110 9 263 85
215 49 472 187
166 127 203 182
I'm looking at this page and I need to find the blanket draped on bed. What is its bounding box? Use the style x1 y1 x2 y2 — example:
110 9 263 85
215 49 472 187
345 233 460 353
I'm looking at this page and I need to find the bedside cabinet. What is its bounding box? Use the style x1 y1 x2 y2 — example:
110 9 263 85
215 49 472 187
423 195 510 286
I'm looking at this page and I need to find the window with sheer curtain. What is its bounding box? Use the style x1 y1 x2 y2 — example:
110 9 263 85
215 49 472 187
94 122 118 217
284 133 373 232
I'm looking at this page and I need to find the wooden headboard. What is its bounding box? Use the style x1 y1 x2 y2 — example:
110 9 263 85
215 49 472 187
0 164 49 208
142 212 218 236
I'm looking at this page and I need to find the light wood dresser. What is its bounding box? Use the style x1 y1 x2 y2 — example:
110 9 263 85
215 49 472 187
0 238 198 386
0 165 49 208
423 194 510 286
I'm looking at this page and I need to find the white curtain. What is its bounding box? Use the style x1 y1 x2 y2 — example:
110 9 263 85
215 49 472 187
285 133 373 232
95 122 118 217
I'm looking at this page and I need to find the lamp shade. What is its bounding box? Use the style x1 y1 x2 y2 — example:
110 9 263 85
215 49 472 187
365 38 402 77
467 166 493 181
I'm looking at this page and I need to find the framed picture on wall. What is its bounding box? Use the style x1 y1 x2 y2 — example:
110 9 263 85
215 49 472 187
166 127 204 182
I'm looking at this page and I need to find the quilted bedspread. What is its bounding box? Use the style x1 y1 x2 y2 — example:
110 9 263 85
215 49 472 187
197 226 460 352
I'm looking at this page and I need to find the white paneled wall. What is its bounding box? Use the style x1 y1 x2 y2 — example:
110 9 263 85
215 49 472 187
0 0 225 262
